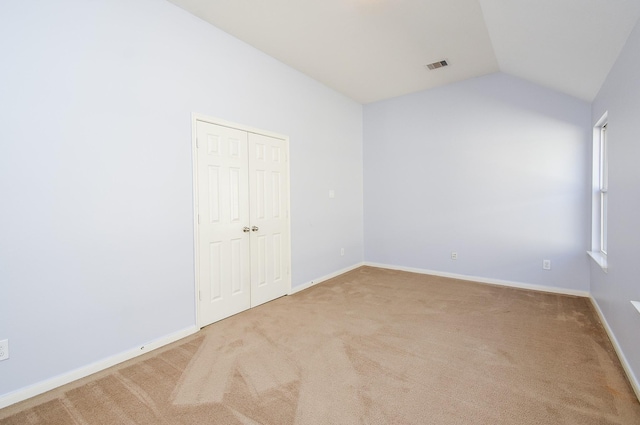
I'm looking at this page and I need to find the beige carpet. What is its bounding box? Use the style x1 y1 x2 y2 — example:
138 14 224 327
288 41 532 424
2 266 639 424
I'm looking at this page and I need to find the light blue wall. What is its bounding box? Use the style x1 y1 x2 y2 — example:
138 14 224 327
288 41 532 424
2 0 638 407
590 17 640 390
363 73 591 292
0 0 363 397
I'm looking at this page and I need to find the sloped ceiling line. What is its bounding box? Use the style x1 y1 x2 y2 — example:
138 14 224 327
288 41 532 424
168 0 640 103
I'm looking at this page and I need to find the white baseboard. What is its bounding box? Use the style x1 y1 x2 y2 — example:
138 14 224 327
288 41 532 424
364 262 590 297
0 326 198 410
589 298 640 401
289 262 365 295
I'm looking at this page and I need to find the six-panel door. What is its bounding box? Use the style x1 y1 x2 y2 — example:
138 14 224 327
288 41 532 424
196 121 251 325
196 120 290 327
248 132 289 307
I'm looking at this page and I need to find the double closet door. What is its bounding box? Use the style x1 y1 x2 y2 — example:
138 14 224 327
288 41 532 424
195 119 290 327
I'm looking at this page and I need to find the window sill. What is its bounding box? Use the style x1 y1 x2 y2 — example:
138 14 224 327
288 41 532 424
588 251 608 272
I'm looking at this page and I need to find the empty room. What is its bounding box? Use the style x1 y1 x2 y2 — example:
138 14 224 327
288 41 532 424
2 0 640 423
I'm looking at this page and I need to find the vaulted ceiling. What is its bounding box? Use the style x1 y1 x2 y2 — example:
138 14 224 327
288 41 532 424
167 0 640 104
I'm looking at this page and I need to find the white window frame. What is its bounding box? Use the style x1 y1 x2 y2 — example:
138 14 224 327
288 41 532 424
589 112 608 271
599 123 608 255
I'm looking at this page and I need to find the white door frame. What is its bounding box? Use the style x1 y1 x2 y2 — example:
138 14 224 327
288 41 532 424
191 113 292 328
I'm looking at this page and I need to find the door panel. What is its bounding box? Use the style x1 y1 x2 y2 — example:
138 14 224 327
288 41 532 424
195 118 290 327
249 132 289 307
197 121 251 326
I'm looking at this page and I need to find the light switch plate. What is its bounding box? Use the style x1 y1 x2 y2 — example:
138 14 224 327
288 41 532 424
0 339 8 361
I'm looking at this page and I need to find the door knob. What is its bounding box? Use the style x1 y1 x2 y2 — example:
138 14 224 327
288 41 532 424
243 227 250 233
251 226 259 232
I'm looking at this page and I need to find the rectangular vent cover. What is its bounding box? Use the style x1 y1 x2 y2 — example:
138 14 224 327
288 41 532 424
426 60 448 70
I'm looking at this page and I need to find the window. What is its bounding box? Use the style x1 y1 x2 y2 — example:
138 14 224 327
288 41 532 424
599 123 608 255
589 113 608 271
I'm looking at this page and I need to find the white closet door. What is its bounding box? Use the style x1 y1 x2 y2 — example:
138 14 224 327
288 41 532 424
196 121 251 326
248 132 290 307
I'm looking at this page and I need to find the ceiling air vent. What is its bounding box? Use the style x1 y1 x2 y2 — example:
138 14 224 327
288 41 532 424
426 60 448 70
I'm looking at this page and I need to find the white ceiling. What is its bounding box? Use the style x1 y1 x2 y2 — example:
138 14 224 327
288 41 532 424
167 0 640 104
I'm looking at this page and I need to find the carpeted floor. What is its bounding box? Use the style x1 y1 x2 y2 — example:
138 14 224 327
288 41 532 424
2 266 639 424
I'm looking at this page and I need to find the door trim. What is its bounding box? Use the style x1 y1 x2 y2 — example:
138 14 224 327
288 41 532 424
191 113 292 328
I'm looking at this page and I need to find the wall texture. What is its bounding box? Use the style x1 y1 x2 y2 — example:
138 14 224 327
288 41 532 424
0 0 363 398
3 0 637 408
363 73 591 292
590 17 640 391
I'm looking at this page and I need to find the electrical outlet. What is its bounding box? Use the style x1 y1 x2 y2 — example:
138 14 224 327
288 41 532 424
451 252 458 260
543 259 551 270
340 248 344 256
0 339 8 361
